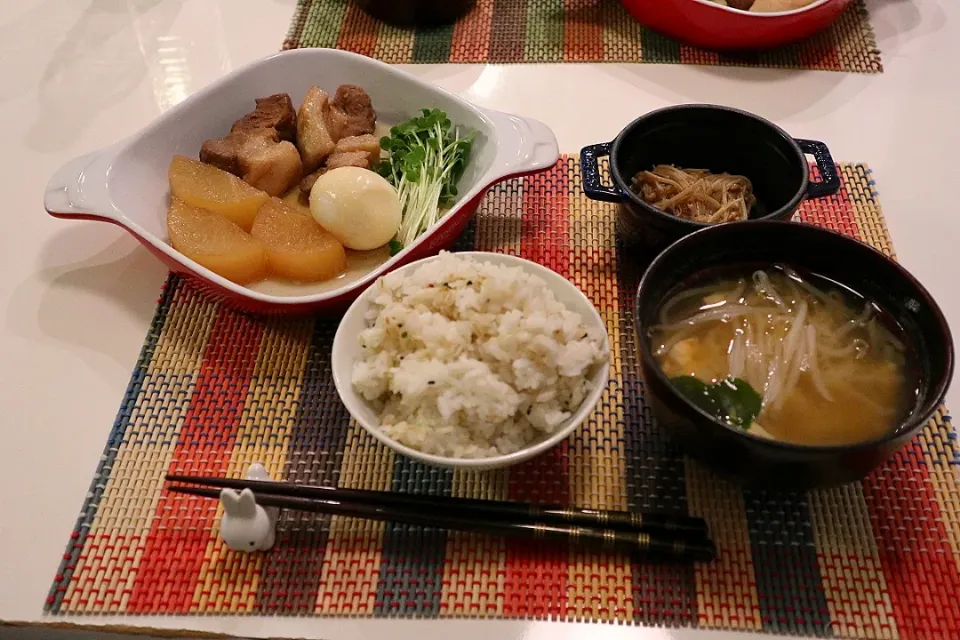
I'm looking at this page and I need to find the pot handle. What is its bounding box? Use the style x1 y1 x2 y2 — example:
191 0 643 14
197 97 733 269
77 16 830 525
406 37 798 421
796 139 840 199
44 143 122 220
580 142 622 202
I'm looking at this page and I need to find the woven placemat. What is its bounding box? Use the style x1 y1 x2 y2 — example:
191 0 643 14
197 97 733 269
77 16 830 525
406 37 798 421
47 159 959 638
283 0 882 73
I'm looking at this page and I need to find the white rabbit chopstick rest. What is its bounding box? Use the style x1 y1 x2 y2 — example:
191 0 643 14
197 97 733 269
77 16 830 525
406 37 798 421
218 463 278 552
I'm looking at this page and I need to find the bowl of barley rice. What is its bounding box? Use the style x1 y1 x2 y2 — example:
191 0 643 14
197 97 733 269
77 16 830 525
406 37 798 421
331 251 611 470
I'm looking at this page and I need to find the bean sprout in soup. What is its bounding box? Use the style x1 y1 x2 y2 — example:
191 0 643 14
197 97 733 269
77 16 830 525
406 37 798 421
649 265 919 446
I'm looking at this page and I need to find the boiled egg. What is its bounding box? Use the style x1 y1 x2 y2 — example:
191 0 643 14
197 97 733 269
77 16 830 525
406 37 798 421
309 167 402 251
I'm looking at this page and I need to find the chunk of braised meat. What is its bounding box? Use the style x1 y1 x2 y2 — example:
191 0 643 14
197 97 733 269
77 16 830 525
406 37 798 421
298 145 379 197
327 85 376 139
230 93 297 141
325 151 371 171
298 136 380 196
299 168 327 196
238 137 303 197
200 134 243 175
200 128 277 176
332 134 381 168
200 93 296 177
297 87 337 174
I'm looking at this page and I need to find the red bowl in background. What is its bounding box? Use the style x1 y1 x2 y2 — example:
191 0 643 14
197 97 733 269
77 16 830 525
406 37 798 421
620 0 855 51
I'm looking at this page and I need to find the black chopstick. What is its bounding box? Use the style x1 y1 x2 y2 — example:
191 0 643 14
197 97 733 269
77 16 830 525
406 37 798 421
169 485 716 563
166 474 709 540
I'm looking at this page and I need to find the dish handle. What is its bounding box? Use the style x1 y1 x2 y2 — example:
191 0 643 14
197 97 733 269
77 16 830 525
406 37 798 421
796 139 840 199
482 108 559 179
44 144 122 220
579 142 622 202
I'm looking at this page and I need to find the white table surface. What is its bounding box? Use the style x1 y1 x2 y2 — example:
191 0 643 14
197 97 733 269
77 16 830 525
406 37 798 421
2 0 958 638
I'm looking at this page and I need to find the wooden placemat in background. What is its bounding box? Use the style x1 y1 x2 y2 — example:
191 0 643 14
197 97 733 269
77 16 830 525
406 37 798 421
284 0 882 73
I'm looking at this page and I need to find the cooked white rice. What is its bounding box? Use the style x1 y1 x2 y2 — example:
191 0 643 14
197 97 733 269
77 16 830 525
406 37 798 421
351 252 609 459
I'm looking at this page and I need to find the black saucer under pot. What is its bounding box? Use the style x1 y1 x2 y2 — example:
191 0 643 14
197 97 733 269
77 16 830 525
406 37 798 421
634 221 954 490
580 104 841 249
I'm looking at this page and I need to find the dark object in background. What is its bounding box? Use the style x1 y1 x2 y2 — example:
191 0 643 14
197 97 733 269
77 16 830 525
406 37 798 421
355 0 477 27
580 104 840 250
634 221 954 490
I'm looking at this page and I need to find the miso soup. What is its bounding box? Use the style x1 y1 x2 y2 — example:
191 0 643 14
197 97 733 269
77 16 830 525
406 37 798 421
649 265 919 446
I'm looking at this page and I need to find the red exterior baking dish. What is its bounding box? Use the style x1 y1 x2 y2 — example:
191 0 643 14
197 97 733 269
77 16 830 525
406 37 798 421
620 0 855 50
43 49 559 315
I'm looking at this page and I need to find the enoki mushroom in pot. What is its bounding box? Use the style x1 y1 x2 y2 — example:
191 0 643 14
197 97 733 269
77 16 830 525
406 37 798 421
630 165 757 224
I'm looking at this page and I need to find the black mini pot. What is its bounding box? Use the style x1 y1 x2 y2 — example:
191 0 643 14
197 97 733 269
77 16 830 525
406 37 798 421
355 0 476 27
635 221 954 490
581 104 841 249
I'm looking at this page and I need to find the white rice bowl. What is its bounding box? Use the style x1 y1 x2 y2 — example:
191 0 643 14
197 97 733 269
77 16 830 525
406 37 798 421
345 252 609 462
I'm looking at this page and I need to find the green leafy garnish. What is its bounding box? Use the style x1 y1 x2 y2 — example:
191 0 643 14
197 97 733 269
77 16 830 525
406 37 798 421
378 108 474 247
671 376 718 416
389 239 403 256
670 376 762 429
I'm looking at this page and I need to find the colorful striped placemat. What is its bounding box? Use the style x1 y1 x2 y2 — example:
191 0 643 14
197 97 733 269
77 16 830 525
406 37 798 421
47 159 959 638
284 0 883 73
